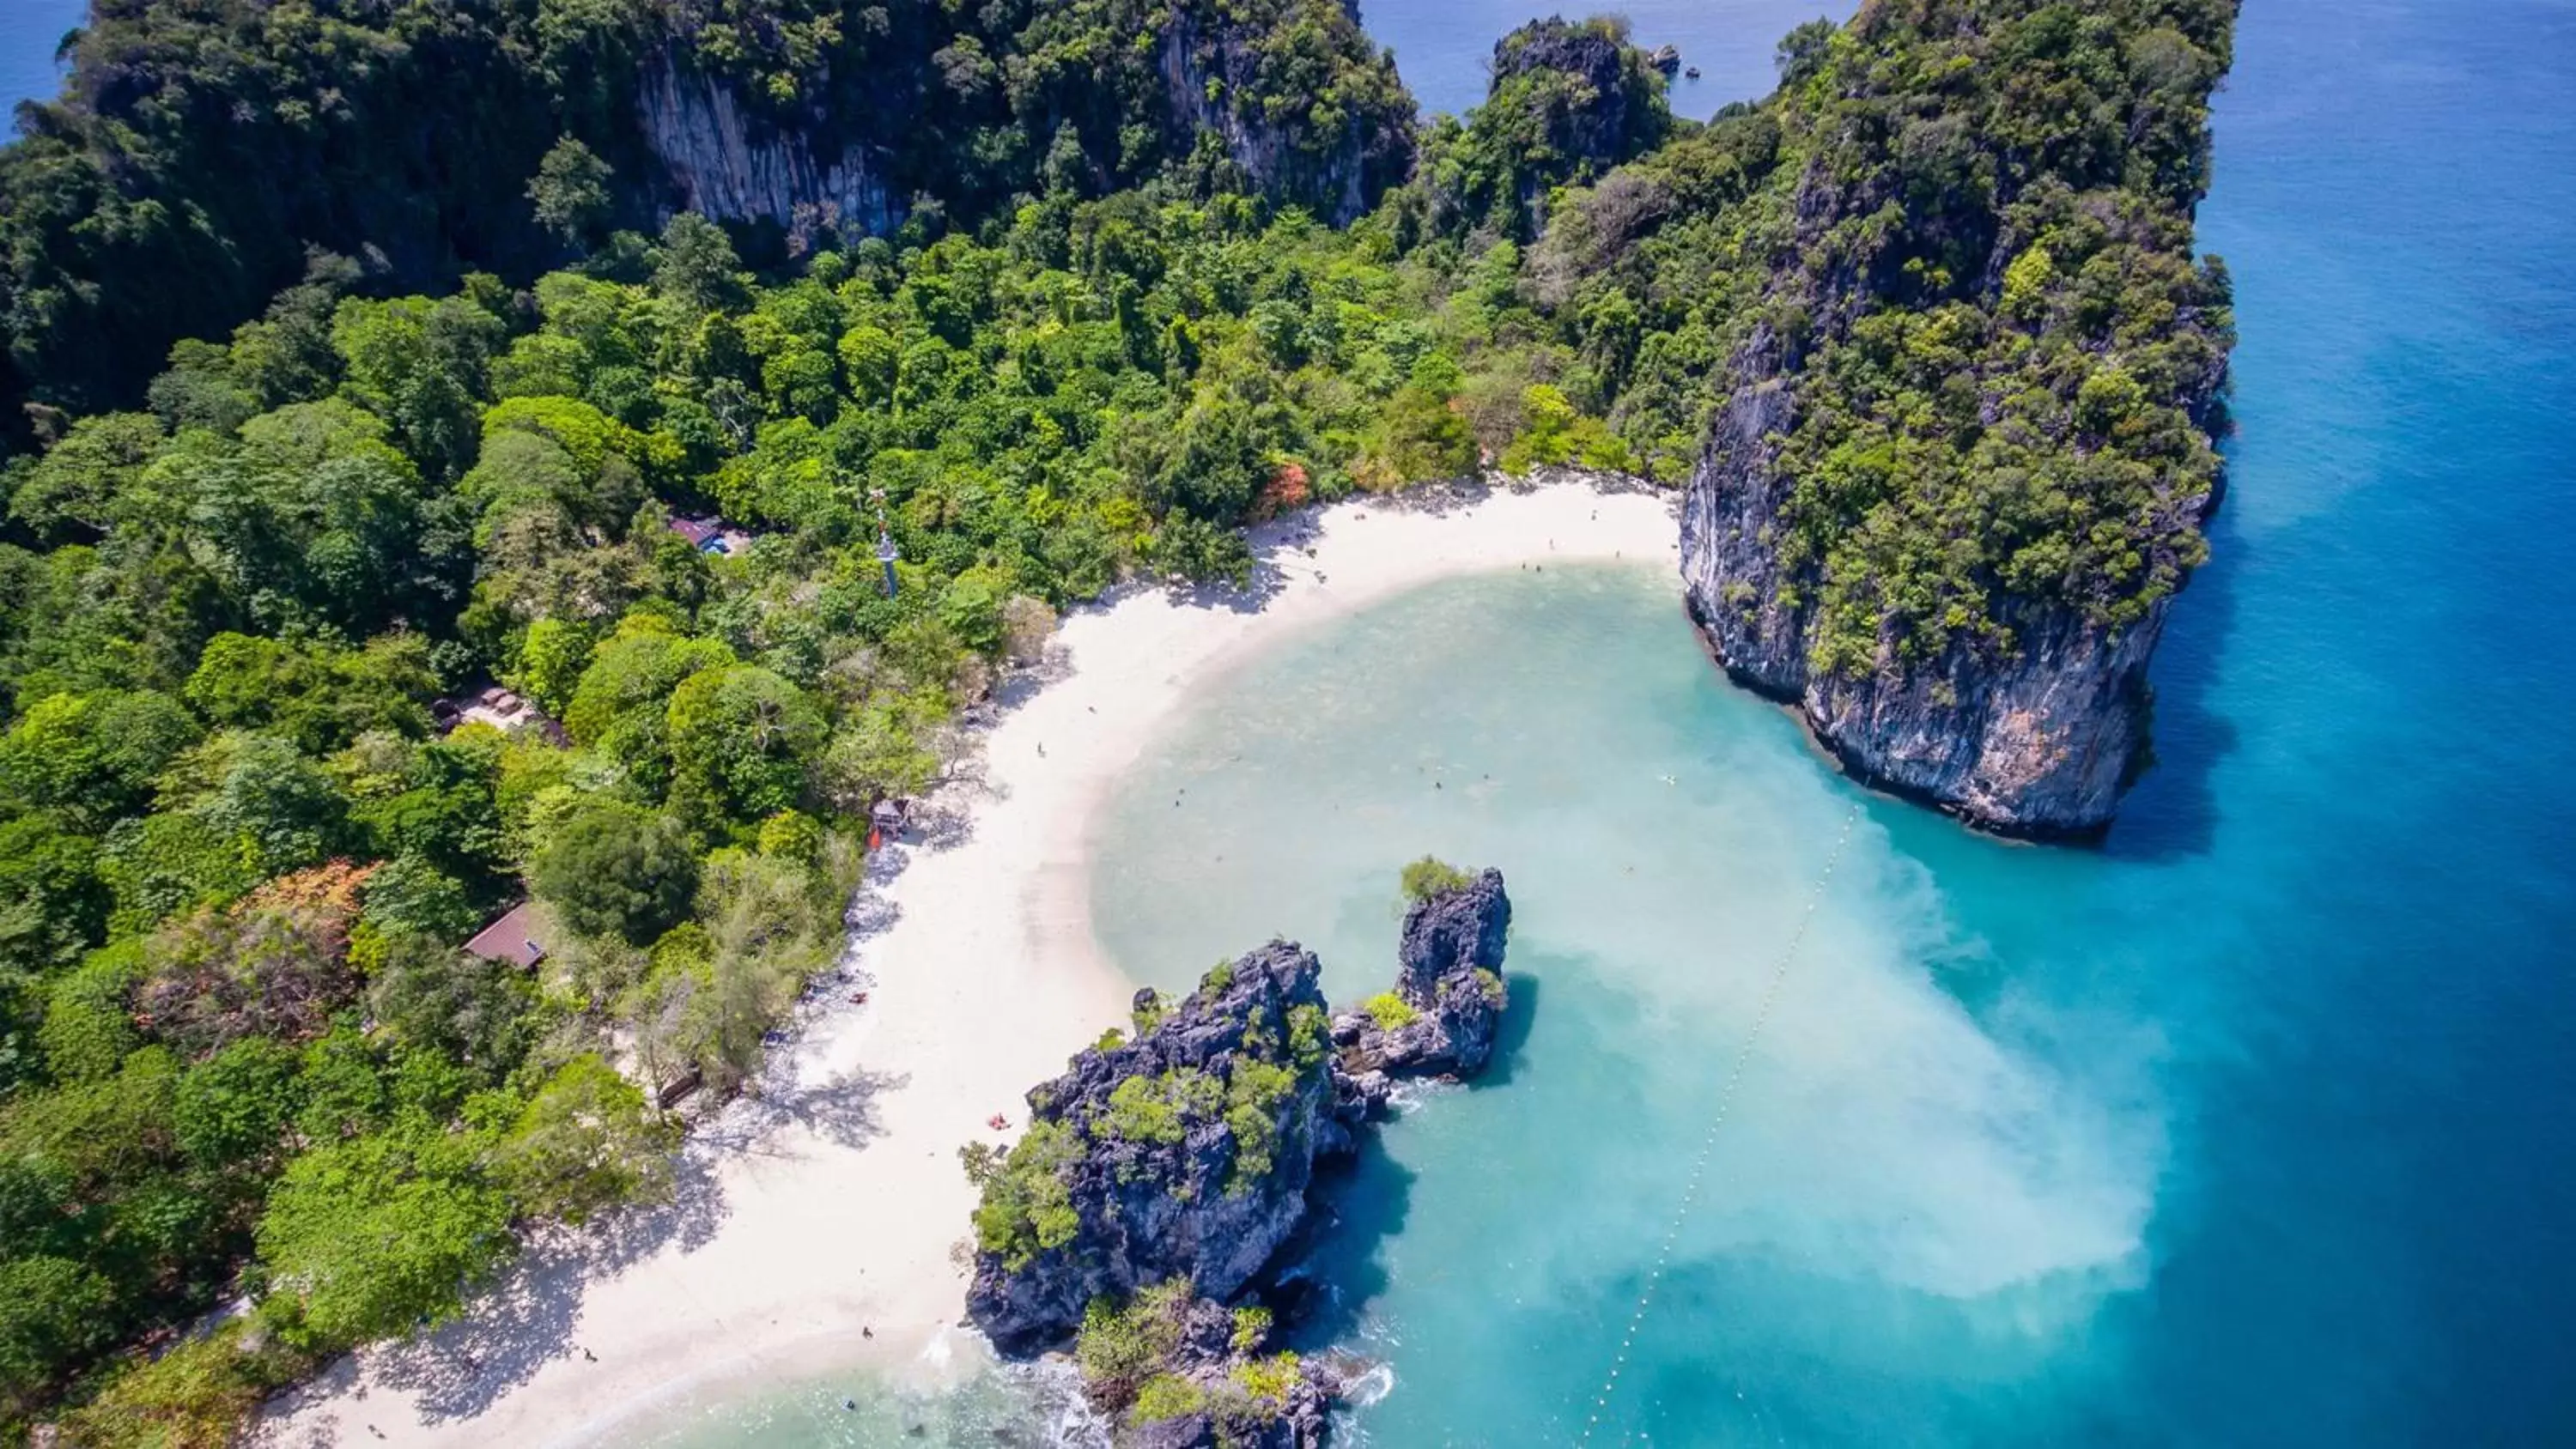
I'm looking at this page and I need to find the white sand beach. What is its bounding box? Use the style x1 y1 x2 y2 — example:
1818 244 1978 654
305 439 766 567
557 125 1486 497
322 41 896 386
258 477 1680 1449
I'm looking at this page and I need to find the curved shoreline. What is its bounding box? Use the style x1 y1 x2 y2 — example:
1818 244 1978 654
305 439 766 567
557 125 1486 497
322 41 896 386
257 477 1681 1449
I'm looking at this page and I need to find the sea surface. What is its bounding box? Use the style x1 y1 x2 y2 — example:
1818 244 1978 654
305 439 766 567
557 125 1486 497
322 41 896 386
0 0 82 117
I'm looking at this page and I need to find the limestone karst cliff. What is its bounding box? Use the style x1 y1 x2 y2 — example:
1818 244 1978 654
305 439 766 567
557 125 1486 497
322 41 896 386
636 57 900 238
1680 361 2219 837
1670 1 2237 839
962 870 1517 1442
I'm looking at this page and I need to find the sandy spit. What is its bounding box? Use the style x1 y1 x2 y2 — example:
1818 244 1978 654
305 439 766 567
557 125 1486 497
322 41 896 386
256 476 1680 1448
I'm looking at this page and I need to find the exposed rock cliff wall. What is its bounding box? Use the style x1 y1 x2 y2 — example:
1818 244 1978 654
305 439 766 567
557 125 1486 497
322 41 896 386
1333 868 1512 1082
1680 373 2193 838
963 871 1517 1441
636 57 899 238
964 941 1340 1355
1674 1 2235 841
1157 0 1412 226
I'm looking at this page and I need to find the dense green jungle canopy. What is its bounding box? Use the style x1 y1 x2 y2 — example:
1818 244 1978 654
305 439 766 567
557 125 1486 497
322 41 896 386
0 0 2233 1440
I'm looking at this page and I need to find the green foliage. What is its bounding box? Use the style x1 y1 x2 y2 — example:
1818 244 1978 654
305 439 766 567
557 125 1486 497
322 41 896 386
1399 855 1474 903
1222 1057 1297 1194
0 1255 115 1420
1073 1279 1197 1410
1229 1304 1273 1354
1361 991 1419 1032
1100 1068 1223 1148
1130 990 1170 1037
172 1040 302 1172
357 857 483 948
0 815 110 989
0 691 197 825
970 1119 1084 1270
37 944 145 1084
528 139 616 248
1409 16 1674 243
489 1054 677 1223
531 799 700 945
1230 1350 1303 1406
55 1320 311 1449
665 664 826 825
363 936 538 1082
1131 1373 1208 1423
253 1119 513 1350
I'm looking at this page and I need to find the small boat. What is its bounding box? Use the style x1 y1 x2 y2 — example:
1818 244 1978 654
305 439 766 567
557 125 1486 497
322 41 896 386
1685 65 1702 78
1649 43 1681 74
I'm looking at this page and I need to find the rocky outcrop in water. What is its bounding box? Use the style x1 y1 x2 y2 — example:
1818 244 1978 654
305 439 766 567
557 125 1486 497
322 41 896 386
1676 63 2233 840
963 941 1340 1356
1157 0 1414 226
1331 867 1512 1082
1680 343 2209 837
961 870 1516 1442
1487 19 1672 183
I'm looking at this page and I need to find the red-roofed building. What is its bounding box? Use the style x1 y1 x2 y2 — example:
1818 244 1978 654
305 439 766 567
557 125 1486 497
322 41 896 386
462 902 547 970
667 514 755 556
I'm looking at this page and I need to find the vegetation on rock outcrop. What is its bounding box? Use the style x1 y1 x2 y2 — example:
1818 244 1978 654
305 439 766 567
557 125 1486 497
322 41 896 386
963 865 1514 1443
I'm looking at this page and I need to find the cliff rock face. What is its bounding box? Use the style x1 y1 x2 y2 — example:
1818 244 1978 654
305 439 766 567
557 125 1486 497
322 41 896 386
1333 869 1513 1080
1679 177 2229 839
1487 19 1669 182
1157 0 1413 226
964 942 1338 1355
637 56 899 237
1680 374 2190 837
963 872 1522 1440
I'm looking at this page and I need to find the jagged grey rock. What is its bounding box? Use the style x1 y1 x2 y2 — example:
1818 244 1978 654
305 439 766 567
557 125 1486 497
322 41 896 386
1678 165 2231 839
637 57 899 237
1331 868 1513 1081
963 875 1519 1444
964 942 1339 1356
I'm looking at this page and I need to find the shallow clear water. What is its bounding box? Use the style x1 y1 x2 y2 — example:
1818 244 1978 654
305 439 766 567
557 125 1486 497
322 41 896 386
1091 563 2170 1444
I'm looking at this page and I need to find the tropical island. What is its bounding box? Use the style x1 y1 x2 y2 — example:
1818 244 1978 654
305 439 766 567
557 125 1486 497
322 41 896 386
0 0 2233 1441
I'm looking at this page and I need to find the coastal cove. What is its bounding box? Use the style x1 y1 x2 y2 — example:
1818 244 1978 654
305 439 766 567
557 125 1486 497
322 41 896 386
258 482 1686 1448
0 0 2568 1440
609 0 2576 1441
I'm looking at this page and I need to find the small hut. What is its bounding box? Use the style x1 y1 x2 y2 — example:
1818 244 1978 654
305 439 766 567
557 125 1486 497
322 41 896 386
462 902 546 970
869 797 909 850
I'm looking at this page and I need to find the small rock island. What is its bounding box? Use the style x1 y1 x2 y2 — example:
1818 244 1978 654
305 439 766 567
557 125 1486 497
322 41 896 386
960 861 1515 1445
